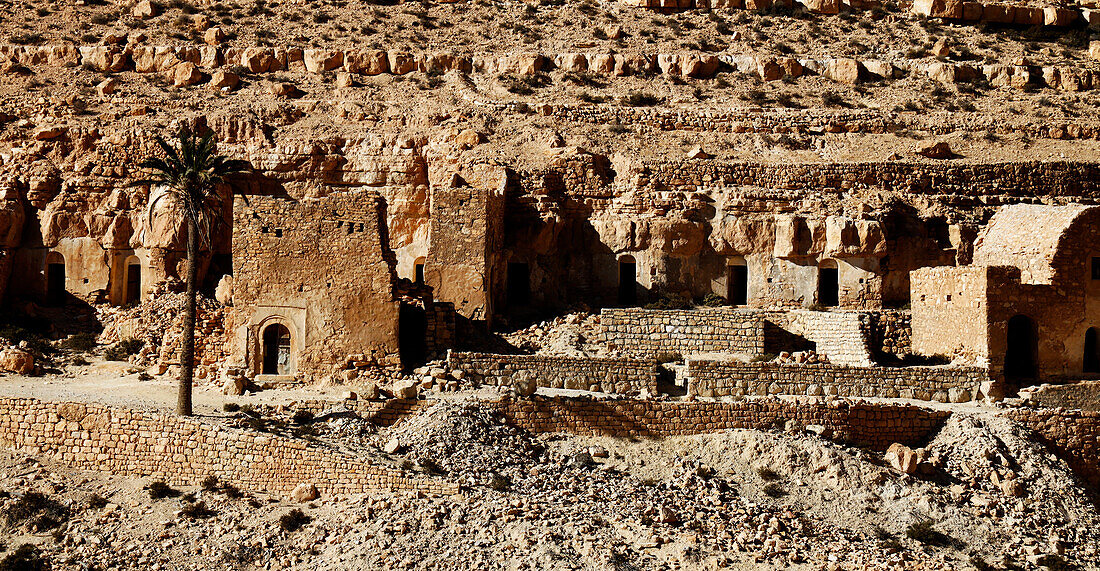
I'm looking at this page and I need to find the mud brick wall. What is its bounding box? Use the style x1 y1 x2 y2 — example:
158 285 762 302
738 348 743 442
0 398 457 497
447 352 658 396
686 360 989 402
1004 407 1100 487
600 308 765 357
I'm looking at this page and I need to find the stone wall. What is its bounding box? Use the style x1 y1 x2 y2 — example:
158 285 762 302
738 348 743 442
869 310 913 361
686 360 989 402
0 398 457 497
601 308 765 357
600 307 876 365
447 352 658 396
1004 407 1100 487
292 396 951 451
1022 381 1100 412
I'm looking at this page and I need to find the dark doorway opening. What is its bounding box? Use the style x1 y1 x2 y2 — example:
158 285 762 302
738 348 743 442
618 256 637 306
1085 328 1100 373
1004 314 1037 389
728 263 748 306
818 262 839 307
46 261 65 306
262 323 292 375
414 258 426 285
507 262 530 308
399 303 428 371
125 263 141 305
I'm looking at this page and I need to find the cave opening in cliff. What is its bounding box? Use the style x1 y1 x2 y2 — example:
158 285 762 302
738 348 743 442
399 303 428 371
262 323 292 376
45 252 65 306
818 260 839 307
728 258 748 306
618 255 637 306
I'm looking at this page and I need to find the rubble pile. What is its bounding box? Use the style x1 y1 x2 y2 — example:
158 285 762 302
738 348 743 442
501 313 611 358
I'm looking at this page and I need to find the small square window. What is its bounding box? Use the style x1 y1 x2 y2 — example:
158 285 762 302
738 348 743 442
946 294 952 301
1092 257 1100 280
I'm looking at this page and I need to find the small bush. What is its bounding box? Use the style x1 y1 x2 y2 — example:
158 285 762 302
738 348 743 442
3 492 68 531
64 332 97 352
201 476 220 492
86 494 109 510
71 356 89 366
643 295 693 310
756 467 781 481
223 402 241 413
700 293 726 307
279 509 311 532
221 483 243 499
621 91 664 107
418 458 442 475
104 338 143 361
292 410 314 425
762 483 786 497
137 371 153 381
146 481 180 500
180 501 217 519
906 519 949 547
0 544 47 571
489 473 510 491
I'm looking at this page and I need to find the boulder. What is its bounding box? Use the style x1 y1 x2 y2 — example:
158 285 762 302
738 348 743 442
269 82 299 97
209 69 239 91
393 379 418 399
825 58 863 84
917 141 956 159
798 0 838 14
344 50 389 75
172 62 204 87
885 443 919 474
911 0 963 18
222 376 246 396
132 0 158 19
455 129 483 149
204 27 226 46
1091 41 1100 62
96 78 120 96
0 347 34 374
383 437 401 454
290 483 318 503
303 49 343 73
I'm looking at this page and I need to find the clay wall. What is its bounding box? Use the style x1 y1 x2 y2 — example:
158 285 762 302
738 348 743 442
0 398 457 497
447 352 659 396
686 360 989 402
228 191 403 380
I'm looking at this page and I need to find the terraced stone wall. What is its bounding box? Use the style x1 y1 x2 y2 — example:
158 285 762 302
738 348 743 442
686 360 989 402
447 352 659 396
1004 407 1100 487
0 398 457 497
601 308 766 357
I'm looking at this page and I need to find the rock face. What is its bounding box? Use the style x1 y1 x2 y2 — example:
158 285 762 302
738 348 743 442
0 347 34 374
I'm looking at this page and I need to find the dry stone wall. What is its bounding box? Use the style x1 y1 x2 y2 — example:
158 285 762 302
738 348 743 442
601 308 765 357
686 360 989 402
447 352 659 396
1004 407 1100 487
293 396 951 451
0 398 457 497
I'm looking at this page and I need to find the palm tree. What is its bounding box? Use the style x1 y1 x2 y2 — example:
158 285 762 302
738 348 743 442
135 127 249 416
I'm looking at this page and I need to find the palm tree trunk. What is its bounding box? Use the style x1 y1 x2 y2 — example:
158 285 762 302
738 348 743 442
178 218 198 416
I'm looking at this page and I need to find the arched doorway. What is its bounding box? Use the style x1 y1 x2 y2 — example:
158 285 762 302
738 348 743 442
1085 328 1100 373
1004 315 1037 386
124 256 142 305
618 255 637 306
818 259 839 307
45 251 65 306
727 257 748 306
399 303 428 372
261 323 292 375
413 257 426 285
